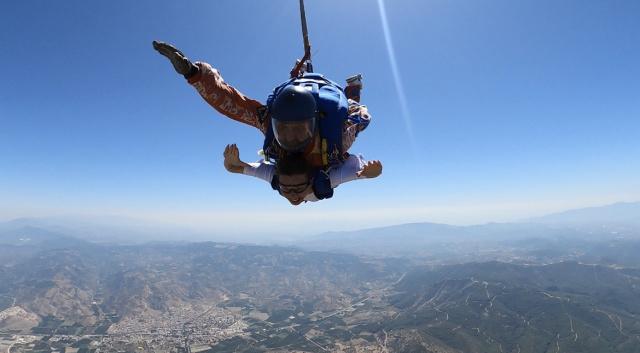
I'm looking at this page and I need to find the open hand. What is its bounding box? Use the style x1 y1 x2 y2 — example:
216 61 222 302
357 160 383 178
223 144 246 173
152 40 193 76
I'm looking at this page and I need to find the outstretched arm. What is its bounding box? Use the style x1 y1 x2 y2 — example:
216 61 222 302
329 154 382 188
154 41 267 133
302 154 382 203
223 144 251 174
223 144 275 183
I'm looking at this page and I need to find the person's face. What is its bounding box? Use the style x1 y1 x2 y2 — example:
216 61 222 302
273 120 315 151
278 173 312 205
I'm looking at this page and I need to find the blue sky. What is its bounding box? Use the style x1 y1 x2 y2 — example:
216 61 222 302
1 0 639 236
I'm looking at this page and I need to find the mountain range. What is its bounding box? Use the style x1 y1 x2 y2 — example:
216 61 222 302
1 201 639 352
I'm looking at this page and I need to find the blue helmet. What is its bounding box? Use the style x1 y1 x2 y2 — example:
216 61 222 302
270 85 317 151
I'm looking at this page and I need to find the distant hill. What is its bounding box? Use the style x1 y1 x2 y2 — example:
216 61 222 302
0 224 82 247
299 222 588 259
527 201 640 227
0 224 90 266
0 216 202 244
298 202 640 258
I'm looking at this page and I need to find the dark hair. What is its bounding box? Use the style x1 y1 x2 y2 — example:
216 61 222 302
276 153 312 176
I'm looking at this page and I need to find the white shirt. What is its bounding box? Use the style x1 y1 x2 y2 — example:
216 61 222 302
242 154 368 202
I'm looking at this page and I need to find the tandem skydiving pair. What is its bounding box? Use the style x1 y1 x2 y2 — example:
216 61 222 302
153 41 382 205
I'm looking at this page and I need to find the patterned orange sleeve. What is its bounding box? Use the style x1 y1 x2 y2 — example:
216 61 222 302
188 62 267 134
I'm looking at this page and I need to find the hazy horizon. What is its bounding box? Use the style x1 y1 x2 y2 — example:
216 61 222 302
2 200 639 243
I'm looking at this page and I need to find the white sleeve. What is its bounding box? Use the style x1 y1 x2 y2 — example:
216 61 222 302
329 154 366 188
242 160 276 184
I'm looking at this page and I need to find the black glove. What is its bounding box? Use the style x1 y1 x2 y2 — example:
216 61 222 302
152 40 198 78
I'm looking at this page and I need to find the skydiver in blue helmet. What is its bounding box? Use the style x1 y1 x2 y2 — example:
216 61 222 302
153 41 380 204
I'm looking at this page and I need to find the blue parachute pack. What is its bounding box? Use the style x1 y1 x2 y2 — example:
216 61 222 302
263 73 350 200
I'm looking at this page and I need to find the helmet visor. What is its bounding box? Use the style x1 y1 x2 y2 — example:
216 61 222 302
272 119 315 151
